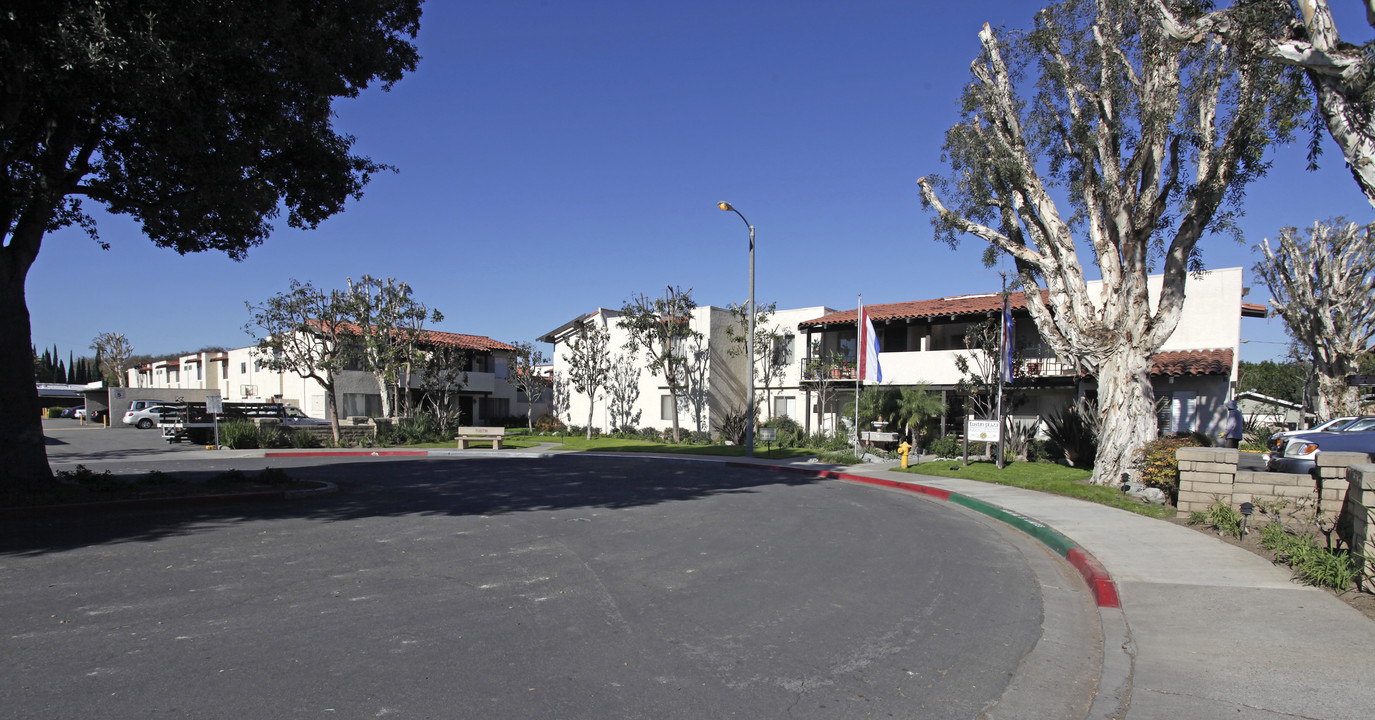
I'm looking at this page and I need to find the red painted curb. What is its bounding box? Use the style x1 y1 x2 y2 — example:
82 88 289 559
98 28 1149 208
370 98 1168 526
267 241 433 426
1066 548 1121 608
263 450 429 458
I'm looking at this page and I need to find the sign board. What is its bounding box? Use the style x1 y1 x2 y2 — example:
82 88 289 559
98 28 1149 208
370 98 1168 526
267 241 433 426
967 418 1001 442
860 431 899 442
758 427 778 442
205 393 223 415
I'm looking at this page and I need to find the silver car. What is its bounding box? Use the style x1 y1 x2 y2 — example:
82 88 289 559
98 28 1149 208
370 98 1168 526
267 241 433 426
1267 428 1375 475
122 405 177 430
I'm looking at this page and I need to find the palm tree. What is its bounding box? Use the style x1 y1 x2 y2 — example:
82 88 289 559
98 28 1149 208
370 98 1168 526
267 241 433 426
895 385 943 449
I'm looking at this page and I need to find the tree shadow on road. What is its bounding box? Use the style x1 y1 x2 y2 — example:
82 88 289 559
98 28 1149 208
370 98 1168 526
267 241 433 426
0 456 824 555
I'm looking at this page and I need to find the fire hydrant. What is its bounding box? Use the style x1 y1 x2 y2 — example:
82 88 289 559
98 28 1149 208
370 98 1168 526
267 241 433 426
898 441 912 469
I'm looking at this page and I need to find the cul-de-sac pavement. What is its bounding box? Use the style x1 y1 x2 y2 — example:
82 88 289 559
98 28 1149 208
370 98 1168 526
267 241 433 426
4 422 1374 719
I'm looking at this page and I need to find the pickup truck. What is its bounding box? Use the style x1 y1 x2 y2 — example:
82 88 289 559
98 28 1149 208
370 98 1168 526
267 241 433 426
158 402 316 444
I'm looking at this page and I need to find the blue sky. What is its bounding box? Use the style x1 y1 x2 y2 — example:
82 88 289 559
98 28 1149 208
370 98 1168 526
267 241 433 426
28 1 1374 365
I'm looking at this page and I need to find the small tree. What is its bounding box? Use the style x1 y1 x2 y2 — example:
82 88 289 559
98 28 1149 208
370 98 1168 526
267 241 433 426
895 384 945 448
343 275 441 418
606 353 642 431
245 280 352 442
725 301 790 420
418 345 468 437
563 321 612 440
90 332 134 387
505 341 552 429
679 334 711 433
806 351 848 437
1255 220 1375 418
618 286 700 443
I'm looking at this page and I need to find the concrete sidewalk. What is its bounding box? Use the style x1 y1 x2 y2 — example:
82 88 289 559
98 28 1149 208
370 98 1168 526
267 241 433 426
828 461 1375 720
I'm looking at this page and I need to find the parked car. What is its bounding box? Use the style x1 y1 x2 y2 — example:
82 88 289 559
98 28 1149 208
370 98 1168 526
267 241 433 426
122 405 177 429
59 406 83 419
1264 416 1370 462
1267 428 1375 475
72 407 86 420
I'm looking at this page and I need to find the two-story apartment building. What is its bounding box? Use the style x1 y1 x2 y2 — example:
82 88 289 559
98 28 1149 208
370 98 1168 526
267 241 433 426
544 268 1260 442
125 329 543 427
796 267 1263 438
540 305 835 436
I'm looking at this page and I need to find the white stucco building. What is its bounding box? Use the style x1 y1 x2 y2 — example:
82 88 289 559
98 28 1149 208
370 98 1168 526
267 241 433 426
124 329 545 427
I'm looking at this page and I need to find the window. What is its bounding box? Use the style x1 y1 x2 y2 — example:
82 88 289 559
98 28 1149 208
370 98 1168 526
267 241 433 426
661 395 676 421
485 397 510 418
342 393 383 417
240 362 247 374
772 334 795 366
774 396 796 419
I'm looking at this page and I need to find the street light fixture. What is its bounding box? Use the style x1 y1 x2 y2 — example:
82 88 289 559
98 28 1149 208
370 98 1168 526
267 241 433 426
718 201 755 457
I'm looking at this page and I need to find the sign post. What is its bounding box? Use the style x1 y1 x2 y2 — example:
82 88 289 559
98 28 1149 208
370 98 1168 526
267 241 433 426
205 393 223 448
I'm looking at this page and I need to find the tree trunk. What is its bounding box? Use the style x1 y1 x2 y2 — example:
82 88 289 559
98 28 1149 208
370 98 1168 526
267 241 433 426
324 375 342 443
586 395 595 440
373 371 394 418
0 271 53 489
1092 349 1157 486
1314 369 1359 419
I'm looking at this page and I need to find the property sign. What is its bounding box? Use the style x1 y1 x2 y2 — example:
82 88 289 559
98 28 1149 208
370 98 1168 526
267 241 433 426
205 393 223 415
967 418 1001 442
758 427 778 442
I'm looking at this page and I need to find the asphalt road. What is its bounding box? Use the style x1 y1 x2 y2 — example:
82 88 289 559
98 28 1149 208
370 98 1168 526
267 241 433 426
5 438 1094 718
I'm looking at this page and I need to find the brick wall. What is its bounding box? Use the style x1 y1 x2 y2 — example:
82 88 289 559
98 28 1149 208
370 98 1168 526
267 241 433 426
1342 464 1375 591
1176 447 1239 517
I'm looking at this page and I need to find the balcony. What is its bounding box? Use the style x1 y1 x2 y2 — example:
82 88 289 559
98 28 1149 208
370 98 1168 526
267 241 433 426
799 350 1075 386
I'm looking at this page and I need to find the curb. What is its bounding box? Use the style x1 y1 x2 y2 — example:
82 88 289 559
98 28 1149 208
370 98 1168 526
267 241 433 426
727 461 1121 608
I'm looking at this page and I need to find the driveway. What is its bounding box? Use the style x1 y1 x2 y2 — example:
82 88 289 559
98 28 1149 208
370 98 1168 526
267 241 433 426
0 455 1093 719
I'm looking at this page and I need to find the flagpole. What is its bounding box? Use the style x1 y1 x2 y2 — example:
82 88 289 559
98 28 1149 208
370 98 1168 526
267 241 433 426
854 294 861 458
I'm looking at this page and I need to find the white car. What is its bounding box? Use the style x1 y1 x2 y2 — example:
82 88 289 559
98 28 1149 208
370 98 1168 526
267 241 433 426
123 405 177 429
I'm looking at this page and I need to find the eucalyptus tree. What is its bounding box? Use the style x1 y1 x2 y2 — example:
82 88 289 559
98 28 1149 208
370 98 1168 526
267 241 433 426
563 320 612 440
90 332 134 388
1156 0 1375 207
918 0 1303 484
245 281 354 442
618 286 700 443
0 1 422 483
1255 220 1375 418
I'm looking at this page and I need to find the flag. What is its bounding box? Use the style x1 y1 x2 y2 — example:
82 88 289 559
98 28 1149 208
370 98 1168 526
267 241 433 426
1001 295 1014 384
859 305 883 383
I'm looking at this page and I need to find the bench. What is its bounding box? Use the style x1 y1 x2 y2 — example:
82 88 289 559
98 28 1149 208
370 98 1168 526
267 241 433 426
456 426 506 450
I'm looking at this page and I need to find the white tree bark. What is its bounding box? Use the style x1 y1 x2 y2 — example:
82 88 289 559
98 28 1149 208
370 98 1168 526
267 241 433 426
1256 220 1375 418
920 2 1286 485
1156 0 1375 208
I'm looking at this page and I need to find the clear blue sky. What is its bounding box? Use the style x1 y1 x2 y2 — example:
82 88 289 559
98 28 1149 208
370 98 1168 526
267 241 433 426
27 1 1373 365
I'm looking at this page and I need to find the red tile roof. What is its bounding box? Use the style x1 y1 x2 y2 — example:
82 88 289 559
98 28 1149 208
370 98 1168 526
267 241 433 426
415 329 515 352
1149 349 1233 377
798 291 1044 328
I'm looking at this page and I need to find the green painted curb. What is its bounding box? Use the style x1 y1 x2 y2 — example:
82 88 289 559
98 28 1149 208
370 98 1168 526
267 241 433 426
948 493 1076 558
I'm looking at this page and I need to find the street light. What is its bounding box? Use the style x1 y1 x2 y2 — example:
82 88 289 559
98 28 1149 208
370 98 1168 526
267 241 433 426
718 201 755 457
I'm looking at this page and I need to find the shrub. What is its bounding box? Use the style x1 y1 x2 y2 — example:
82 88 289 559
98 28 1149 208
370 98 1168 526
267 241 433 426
817 450 863 465
390 415 444 445
714 406 751 445
1026 438 1056 463
257 468 293 486
209 469 250 487
926 435 961 458
1043 401 1099 469
1205 499 1245 539
1135 436 1205 497
46 407 64 419
218 419 260 449
764 415 804 448
256 424 285 449
57 465 120 491
288 428 321 448
534 413 565 433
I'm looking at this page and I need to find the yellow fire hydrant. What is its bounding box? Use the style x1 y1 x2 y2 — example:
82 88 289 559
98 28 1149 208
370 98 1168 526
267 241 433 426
898 441 912 469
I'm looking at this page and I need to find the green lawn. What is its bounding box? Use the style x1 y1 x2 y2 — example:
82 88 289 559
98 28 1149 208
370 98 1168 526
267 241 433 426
388 433 814 459
896 460 1176 518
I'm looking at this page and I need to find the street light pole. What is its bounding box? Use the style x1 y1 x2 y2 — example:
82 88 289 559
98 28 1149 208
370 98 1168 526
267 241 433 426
718 202 755 457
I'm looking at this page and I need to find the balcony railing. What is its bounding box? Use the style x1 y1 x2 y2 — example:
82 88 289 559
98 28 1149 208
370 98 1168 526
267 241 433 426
798 350 1075 384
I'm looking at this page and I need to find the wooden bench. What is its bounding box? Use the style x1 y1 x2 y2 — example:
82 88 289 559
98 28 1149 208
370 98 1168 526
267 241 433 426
456 426 506 449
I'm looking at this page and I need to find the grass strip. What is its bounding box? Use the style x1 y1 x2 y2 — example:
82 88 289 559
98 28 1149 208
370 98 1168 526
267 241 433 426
895 460 1175 519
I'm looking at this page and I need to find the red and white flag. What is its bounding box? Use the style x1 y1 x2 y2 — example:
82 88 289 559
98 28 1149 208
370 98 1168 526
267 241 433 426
858 306 882 383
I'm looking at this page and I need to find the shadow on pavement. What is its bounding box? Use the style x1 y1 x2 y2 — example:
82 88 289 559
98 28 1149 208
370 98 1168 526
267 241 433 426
0 456 820 556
